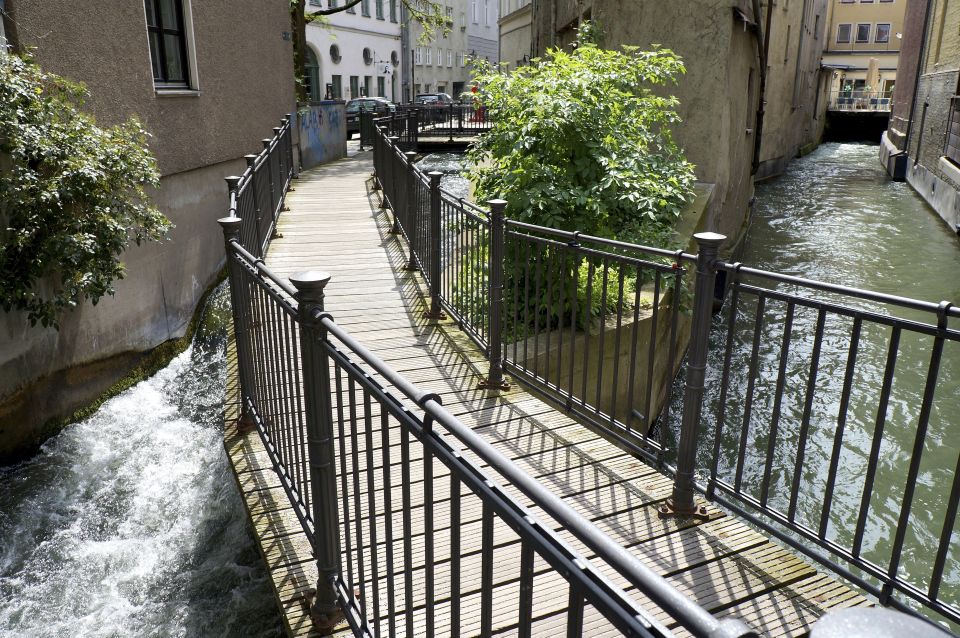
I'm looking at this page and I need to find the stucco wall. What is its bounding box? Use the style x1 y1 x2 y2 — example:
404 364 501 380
499 4 532 71
0 0 295 459
299 102 348 169
7 0 295 178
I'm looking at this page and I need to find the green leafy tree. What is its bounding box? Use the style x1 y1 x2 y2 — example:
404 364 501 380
463 25 696 333
467 26 695 245
0 54 170 329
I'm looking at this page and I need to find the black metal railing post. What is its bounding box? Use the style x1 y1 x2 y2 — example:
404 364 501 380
263 138 277 226
660 231 726 519
218 214 255 433
410 109 419 150
480 199 510 390
287 113 299 179
359 107 367 151
244 154 263 256
403 152 419 271
425 171 446 320
289 270 344 633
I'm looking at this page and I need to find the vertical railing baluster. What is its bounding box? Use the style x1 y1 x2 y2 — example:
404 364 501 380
218 216 254 432
660 232 725 518
288 271 342 630
426 171 446 320
480 199 509 390
262 138 277 238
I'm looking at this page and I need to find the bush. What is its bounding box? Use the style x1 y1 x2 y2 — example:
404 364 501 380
0 54 170 329
459 25 695 335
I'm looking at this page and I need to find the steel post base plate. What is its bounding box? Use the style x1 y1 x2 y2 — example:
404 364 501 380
657 498 710 520
424 309 447 320
304 589 345 636
478 378 511 391
236 412 256 435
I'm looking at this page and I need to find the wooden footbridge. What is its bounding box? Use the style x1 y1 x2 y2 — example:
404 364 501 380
218 116 960 638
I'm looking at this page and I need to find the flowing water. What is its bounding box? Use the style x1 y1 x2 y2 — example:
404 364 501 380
0 285 282 637
675 142 960 620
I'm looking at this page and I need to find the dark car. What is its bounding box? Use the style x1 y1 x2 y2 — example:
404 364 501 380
345 98 394 139
414 93 455 123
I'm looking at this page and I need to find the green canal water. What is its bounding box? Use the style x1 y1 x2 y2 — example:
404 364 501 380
686 142 960 621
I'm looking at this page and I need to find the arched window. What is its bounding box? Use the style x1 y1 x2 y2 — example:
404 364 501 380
305 47 321 102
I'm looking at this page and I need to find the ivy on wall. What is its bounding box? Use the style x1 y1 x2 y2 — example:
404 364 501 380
0 54 171 329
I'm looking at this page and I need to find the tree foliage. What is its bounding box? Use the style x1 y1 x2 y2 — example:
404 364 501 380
0 54 170 329
466 25 696 248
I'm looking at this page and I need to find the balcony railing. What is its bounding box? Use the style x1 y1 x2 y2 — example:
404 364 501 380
828 90 893 113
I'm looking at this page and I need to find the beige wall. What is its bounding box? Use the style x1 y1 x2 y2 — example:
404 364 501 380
0 0 296 461
499 1 532 71
823 0 906 94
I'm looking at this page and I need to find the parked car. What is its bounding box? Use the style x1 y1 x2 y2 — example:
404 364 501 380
345 97 395 139
414 93 455 123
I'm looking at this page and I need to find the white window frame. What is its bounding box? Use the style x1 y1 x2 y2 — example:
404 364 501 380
875 22 891 43
836 23 852 43
146 0 201 94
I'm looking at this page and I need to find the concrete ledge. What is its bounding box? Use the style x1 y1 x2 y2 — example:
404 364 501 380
906 158 960 234
879 131 907 181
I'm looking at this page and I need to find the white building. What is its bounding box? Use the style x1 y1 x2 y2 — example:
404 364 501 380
403 0 498 102
305 0 404 102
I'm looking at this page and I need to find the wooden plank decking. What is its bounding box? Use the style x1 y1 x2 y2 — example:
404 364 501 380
223 149 871 638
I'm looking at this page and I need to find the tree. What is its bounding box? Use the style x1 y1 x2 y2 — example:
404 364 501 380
0 54 170 329
290 0 449 102
464 23 697 331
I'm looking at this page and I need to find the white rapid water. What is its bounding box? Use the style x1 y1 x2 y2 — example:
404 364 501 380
0 287 282 637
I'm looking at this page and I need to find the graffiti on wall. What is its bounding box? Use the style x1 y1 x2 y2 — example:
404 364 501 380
299 102 346 169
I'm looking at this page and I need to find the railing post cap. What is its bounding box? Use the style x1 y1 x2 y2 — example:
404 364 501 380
694 231 726 246
428 170 443 180
217 216 242 229
244 154 258 163
488 198 508 208
225 175 242 189
290 270 332 296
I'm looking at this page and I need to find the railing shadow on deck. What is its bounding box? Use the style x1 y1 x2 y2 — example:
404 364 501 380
218 116 960 636
366 113 960 631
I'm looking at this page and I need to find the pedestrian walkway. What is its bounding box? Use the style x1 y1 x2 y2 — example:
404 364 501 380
223 149 871 638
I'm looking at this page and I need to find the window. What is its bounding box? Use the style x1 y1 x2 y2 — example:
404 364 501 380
426 47 432 65
390 0 397 21
376 0 384 18
377 76 386 97
330 44 342 63
860 0 874 3
363 47 373 65
145 0 192 87
329 0 339 5
484 0 490 25
364 75 372 97
875 23 891 43
472 0 479 22
346 1 356 13
391 51 399 66
879 0 894 3
415 47 422 65
309 0 322 5
447 49 453 67
305 47 321 101
331 74 342 99
836 23 852 43
361 0 370 16
945 97 960 167
856 23 871 43
840 0 855 3
350 75 359 98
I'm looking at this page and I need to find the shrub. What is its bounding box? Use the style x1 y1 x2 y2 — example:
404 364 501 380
0 54 170 329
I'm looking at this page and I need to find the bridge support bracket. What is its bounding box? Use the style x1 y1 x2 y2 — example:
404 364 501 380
657 498 710 521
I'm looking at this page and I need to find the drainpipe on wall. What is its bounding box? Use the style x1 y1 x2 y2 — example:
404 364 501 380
750 0 774 176
903 0 936 157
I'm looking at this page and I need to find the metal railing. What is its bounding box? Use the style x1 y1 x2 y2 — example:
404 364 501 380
363 107 492 152
369 121 960 627
225 115 297 257
828 90 893 112
217 216 756 637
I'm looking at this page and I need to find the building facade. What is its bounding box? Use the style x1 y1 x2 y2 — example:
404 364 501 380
402 0 498 101
882 0 960 231
821 0 907 104
304 0 404 103
531 0 829 248
0 0 295 460
499 0 532 71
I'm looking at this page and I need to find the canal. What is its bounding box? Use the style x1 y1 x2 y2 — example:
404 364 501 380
685 141 960 620
0 285 283 637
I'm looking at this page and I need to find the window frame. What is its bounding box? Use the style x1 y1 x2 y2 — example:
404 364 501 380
855 22 872 43
145 0 198 90
836 23 852 43
875 22 891 43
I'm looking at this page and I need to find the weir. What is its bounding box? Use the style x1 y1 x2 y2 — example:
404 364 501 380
220 113 959 637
